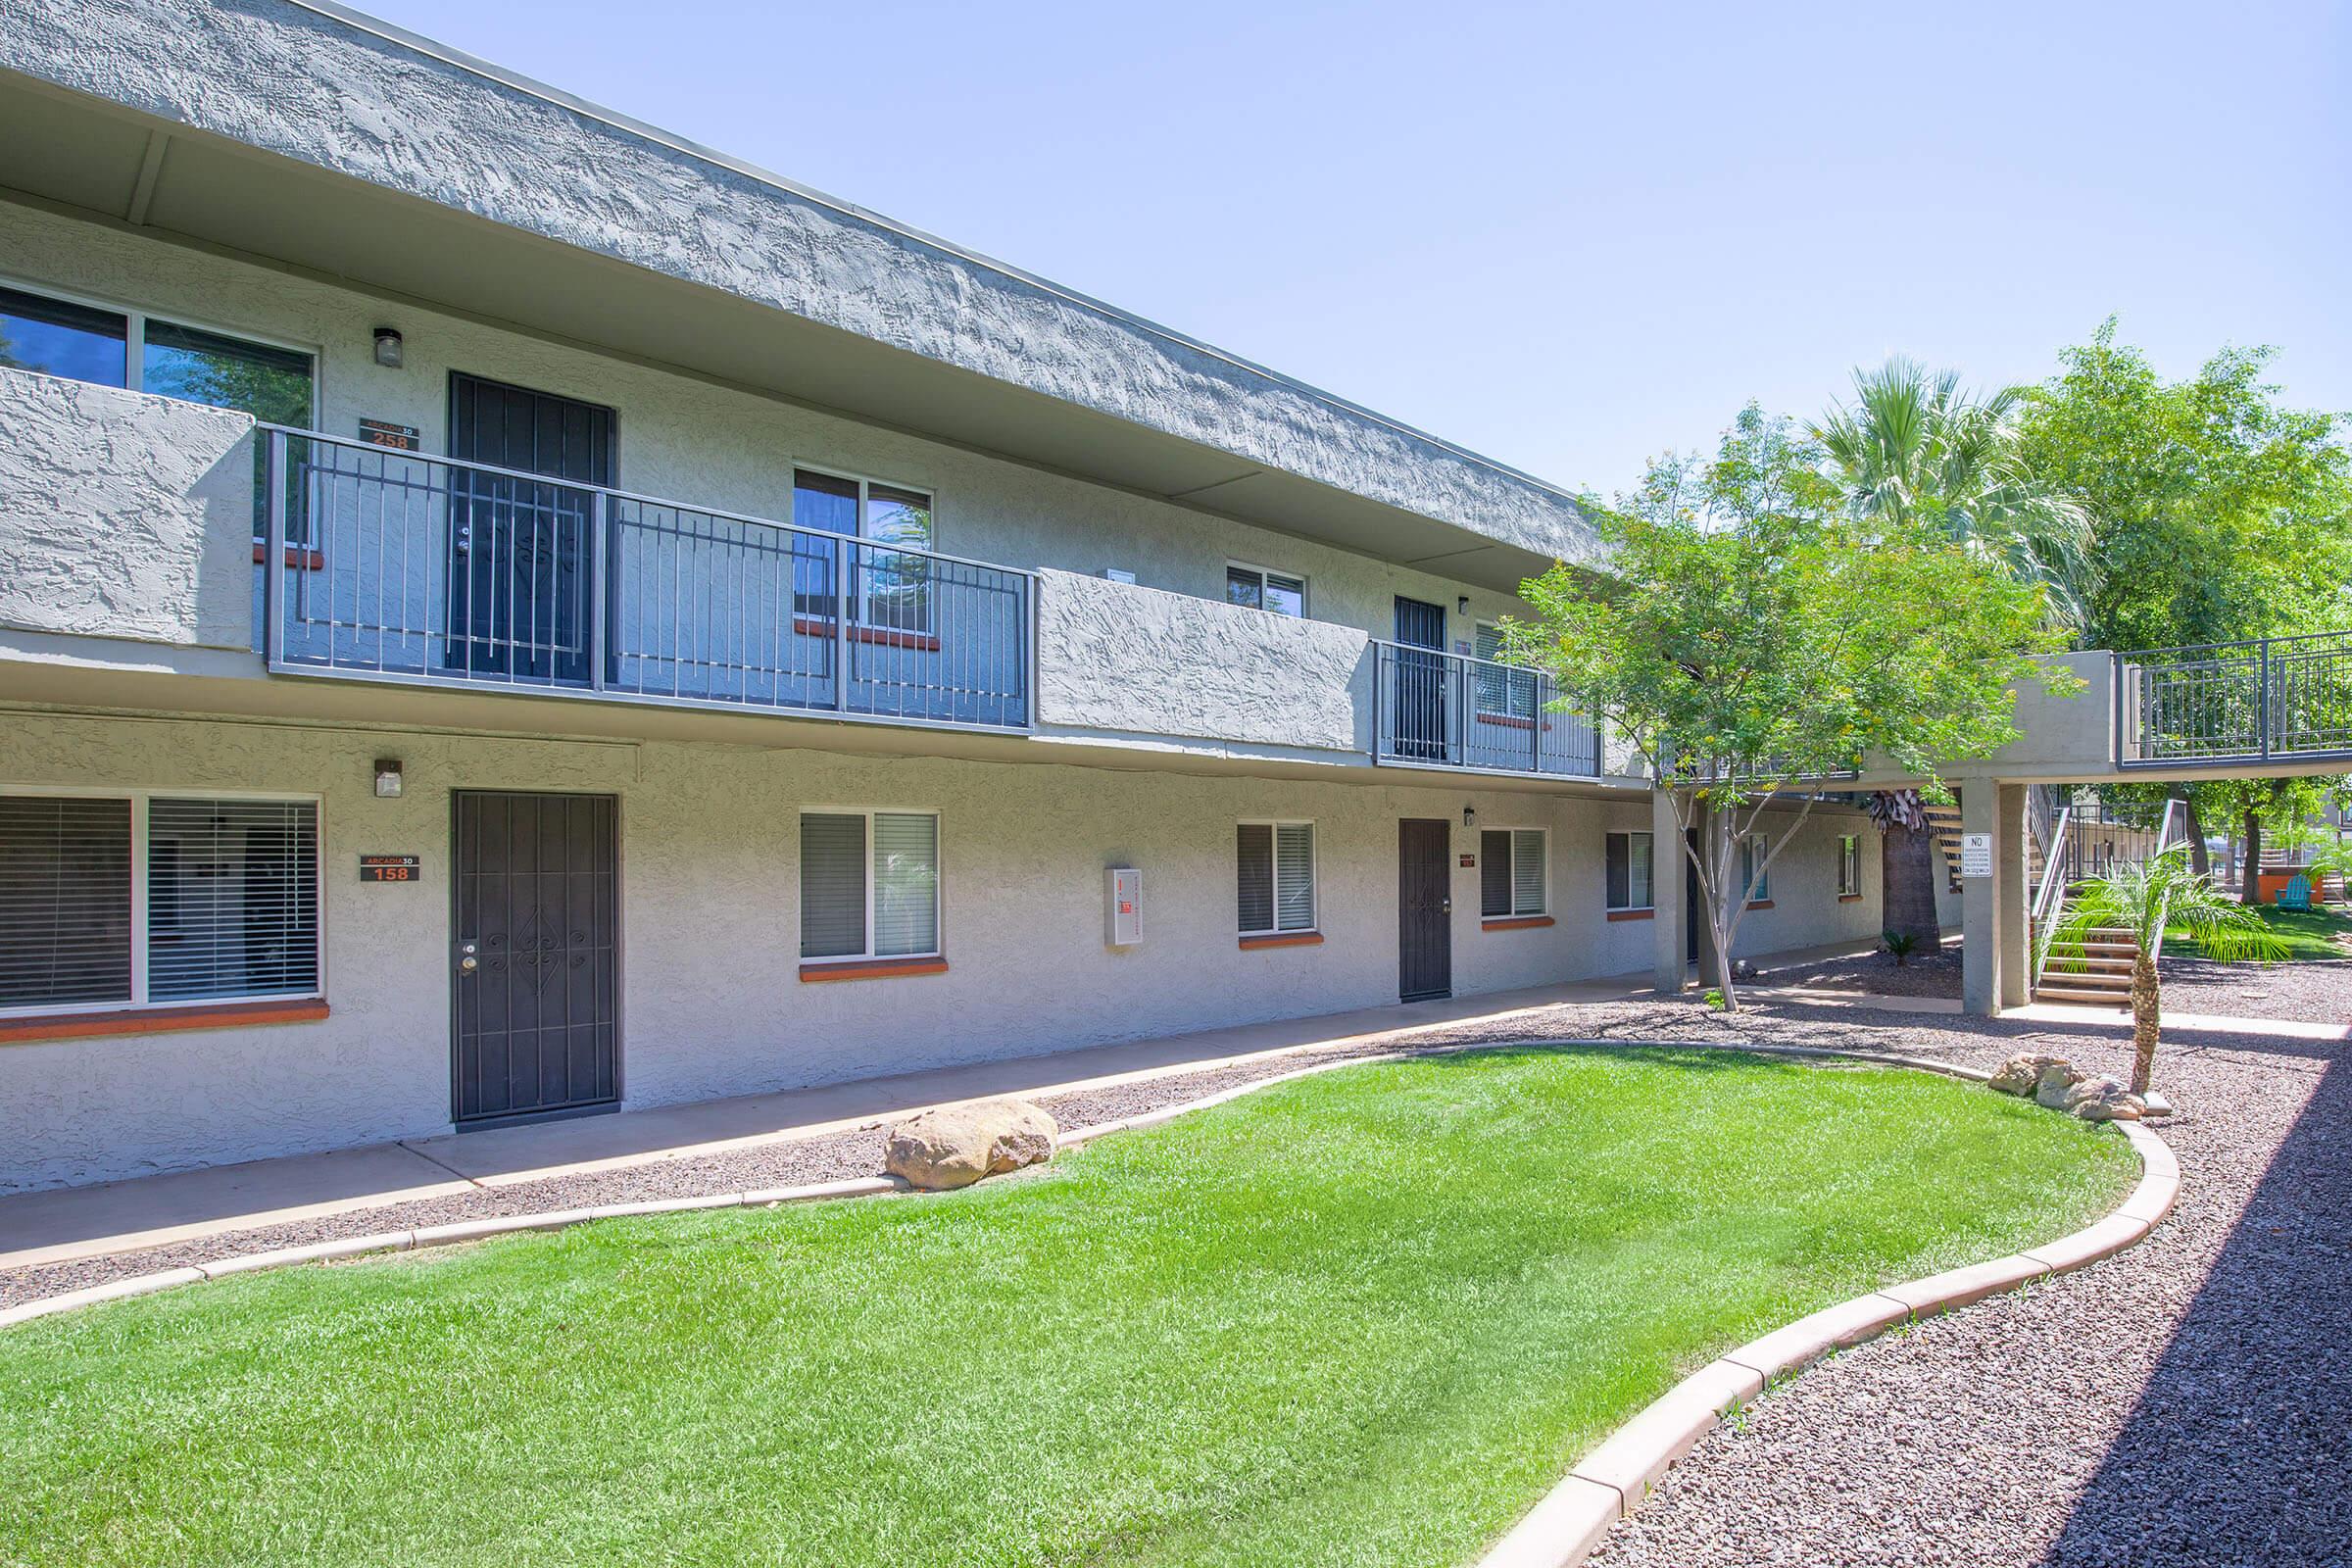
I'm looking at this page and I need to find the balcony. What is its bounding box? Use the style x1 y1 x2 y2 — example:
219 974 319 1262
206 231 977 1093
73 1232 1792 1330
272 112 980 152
260 428 1034 731
2118 632 2352 767
1374 641 1602 780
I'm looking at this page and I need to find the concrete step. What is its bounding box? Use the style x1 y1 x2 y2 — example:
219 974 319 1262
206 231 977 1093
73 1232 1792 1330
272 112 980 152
2035 988 2132 1009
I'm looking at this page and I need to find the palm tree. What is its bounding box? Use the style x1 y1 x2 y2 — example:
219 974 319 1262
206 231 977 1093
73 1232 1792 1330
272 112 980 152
1813 358 2093 624
1816 359 2095 948
2055 846 2286 1095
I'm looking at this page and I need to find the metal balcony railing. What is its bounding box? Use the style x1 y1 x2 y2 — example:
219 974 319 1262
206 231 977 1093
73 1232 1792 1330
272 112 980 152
259 427 1034 731
1373 641 1601 779
2118 631 2352 766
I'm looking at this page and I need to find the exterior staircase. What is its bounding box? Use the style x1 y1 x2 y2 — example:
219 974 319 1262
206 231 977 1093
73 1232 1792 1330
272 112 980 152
2035 923 2140 1009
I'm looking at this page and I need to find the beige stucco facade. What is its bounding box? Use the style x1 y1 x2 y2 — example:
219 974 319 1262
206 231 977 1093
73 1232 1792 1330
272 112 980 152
0 708 1880 1191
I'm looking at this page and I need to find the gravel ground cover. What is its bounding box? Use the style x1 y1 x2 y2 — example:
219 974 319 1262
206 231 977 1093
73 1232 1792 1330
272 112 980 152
1753 945 1964 1000
7 983 2344 1566
2155 955 2352 1024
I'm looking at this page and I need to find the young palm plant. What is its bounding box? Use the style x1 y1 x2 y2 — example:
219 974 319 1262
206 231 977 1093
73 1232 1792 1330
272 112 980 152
2055 845 2287 1095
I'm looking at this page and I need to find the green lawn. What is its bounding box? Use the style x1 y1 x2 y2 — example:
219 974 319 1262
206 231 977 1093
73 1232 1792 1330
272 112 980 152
0 1049 2133 1568
2170 901 2352 961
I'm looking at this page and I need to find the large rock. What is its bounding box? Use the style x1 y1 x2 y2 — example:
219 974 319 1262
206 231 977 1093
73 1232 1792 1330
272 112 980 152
2034 1060 2087 1110
883 1098 1059 1191
2064 1075 2147 1122
1991 1054 2071 1096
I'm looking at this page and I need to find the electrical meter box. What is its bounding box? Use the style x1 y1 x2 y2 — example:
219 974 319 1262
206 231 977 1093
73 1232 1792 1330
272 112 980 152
1106 867 1142 946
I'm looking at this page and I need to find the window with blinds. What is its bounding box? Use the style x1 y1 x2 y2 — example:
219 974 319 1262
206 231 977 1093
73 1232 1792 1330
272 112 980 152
801 809 941 960
1 793 319 1015
0 796 132 1010
1838 834 1862 897
1480 829 1546 917
1226 564 1305 617
1237 821 1315 934
1605 830 1654 912
146 799 318 1001
1740 833 1771 904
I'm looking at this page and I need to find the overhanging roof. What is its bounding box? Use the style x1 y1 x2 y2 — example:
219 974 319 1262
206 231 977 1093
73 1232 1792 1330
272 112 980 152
0 0 1599 592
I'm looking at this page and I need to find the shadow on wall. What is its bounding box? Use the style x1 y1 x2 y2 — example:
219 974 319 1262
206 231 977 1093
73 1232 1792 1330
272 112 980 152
2040 1050 2349 1563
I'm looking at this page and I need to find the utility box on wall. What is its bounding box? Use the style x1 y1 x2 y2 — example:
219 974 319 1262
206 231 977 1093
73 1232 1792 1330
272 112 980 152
1106 867 1143 946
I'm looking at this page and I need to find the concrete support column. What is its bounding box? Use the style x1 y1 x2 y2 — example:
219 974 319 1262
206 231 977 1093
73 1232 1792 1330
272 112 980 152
1960 783 2006 1016
1652 787 1685 996
1997 782 2032 1009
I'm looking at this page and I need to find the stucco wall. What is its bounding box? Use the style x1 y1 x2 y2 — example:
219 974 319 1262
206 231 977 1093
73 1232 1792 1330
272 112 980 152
1035 570 1371 752
0 204 1549 677
0 369 257 649
0 710 1879 1191
7 0 1596 567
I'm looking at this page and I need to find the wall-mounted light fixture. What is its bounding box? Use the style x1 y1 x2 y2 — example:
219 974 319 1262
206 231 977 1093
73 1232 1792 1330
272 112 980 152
371 326 404 368
372 758 404 799
1461 806 1477 829
1457 595 1471 616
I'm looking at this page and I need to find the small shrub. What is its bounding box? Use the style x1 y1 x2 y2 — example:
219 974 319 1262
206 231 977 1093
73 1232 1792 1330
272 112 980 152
1702 988 1728 1010
1884 930 1919 966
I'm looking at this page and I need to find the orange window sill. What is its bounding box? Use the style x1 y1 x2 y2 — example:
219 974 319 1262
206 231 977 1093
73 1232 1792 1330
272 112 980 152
1473 712 1552 732
0 998 329 1045
1606 907 1655 922
789 616 943 653
1838 892 1865 903
798 956 950 983
1481 915 1554 931
1746 900 1775 911
252 541 326 570
1239 931 1323 951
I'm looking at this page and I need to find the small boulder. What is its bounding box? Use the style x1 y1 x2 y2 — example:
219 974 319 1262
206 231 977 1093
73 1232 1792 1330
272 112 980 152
2064 1076 2146 1122
2034 1060 2087 1110
884 1098 1058 1191
1990 1053 2070 1097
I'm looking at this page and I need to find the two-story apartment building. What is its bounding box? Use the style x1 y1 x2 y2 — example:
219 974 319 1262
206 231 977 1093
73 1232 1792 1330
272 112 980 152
0 0 1885 1192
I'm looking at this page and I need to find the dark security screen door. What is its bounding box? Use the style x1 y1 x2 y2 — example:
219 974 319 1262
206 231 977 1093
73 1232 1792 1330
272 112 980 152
1398 817 1452 1002
452 792 618 1124
1394 596 1447 761
445 374 615 685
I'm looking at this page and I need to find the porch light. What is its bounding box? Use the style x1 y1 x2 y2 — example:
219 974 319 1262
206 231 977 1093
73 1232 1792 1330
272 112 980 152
1457 596 1470 616
371 326 404 368
373 758 404 799
1462 806 1477 829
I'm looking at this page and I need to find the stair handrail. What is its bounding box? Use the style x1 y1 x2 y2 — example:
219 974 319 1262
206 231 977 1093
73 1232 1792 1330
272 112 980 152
2030 804 2076 990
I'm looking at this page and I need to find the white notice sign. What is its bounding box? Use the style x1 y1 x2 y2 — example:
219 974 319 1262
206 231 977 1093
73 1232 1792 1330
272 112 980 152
1959 832 1993 878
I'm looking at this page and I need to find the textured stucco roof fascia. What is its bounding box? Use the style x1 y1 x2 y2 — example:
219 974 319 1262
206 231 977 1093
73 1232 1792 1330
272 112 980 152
0 0 1599 567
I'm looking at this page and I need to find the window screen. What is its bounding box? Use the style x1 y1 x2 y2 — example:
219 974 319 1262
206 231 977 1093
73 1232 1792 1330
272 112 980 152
0 796 132 1009
1482 828 1545 917
871 811 939 957
1741 834 1770 903
800 813 868 958
1238 822 1314 934
1606 830 1654 911
140 320 314 424
1226 565 1304 617
1838 834 1862 896
145 799 318 1002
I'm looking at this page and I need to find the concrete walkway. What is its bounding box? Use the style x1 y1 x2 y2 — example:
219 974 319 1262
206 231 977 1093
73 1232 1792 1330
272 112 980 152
0 972 1660 1272
1753 983 2352 1042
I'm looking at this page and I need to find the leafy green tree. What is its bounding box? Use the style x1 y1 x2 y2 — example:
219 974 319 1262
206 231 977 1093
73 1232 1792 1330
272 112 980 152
2017 319 2352 656
2056 846 2286 1094
1814 359 2092 947
1506 406 2067 1010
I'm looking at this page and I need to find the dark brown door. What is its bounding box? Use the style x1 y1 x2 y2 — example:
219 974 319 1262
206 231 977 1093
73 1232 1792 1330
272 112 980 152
452 791 619 1124
1398 817 1452 1002
1393 596 1448 761
445 373 616 686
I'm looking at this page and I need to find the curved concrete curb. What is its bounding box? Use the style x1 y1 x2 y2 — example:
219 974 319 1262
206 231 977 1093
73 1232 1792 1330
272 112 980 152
1474 1111 2180 1568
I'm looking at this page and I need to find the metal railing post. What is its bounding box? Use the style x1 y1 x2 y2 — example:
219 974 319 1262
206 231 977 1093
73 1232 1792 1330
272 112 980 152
2259 638 2274 761
588 489 608 692
264 427 287 668
832 538 853 713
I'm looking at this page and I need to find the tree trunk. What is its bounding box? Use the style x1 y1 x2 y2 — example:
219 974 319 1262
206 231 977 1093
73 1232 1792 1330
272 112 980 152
1880 825 1942 947
2182 797 2208 876
2241 810 2263 903
2129 952 2161 1096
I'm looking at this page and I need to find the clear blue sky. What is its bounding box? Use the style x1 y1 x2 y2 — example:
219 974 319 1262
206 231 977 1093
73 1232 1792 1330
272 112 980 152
359 0 2348 498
